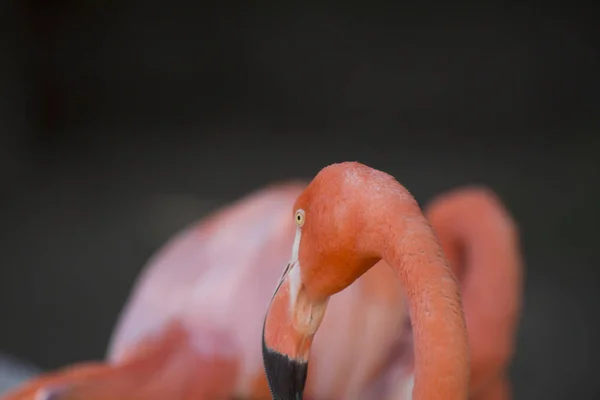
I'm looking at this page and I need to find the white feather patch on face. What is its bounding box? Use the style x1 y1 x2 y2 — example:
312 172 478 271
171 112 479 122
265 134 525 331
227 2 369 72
400 373 414 399
288 226 302 309
291 223 302 260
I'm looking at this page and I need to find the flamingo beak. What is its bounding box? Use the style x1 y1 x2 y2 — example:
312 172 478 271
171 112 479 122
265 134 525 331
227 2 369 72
262 260 328 400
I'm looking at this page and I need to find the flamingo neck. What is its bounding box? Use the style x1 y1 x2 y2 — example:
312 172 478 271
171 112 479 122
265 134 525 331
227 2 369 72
380 213 470 400
426 189 523 395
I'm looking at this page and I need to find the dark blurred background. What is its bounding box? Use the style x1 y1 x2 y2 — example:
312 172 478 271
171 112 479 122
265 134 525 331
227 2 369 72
0 1 598 399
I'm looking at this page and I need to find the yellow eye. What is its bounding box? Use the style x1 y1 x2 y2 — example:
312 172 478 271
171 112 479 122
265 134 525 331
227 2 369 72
294 209 305 227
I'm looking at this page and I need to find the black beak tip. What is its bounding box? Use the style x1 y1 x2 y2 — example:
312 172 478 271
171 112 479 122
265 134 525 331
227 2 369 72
262 341 308 400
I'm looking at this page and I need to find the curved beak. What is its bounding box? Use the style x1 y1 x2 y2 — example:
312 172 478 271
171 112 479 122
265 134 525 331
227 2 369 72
262 260 328 400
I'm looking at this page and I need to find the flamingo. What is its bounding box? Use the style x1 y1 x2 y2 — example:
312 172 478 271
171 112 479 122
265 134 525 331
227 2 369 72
2 162 522 400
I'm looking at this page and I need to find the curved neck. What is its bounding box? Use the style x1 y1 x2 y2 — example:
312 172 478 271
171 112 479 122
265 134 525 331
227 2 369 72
426 188 523 395
380 212 470 400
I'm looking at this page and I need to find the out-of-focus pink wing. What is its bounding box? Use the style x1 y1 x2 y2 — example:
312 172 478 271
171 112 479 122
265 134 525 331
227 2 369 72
106 182 306 394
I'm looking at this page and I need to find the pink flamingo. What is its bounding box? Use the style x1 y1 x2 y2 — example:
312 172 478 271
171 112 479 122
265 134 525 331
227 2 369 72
2 162 522 400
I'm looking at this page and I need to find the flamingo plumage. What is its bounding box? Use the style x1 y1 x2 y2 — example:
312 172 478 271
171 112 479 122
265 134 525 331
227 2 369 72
2 162 522 400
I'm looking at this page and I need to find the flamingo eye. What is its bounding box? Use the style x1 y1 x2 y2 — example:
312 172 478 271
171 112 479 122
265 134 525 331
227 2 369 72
294 209 305 227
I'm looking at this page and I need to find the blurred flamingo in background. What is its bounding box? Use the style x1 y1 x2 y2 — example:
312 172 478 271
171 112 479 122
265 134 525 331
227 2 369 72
2 162 523 400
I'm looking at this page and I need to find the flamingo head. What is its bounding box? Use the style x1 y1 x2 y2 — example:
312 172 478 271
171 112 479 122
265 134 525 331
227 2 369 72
261 162 392 399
